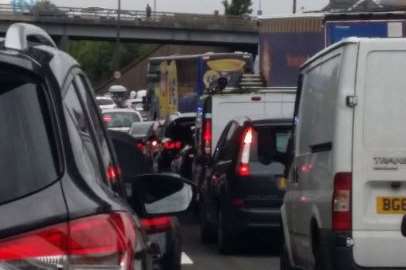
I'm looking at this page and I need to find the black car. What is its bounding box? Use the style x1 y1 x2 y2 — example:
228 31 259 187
155 113 196 172
109 131 183 270
199 117 292 253
0 23 192 270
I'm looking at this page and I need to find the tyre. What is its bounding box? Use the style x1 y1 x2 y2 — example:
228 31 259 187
280 244 295 270
217 210 234 254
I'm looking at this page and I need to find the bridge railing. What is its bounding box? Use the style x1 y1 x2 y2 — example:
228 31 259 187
0 4 257 31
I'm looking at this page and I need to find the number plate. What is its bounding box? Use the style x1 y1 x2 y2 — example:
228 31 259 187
377 197 406 214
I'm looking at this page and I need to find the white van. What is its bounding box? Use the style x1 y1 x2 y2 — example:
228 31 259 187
281 38 406 270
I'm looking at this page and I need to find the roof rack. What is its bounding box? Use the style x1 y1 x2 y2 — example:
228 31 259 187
5 23 57 51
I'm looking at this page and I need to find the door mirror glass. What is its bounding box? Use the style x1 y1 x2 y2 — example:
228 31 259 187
127 173 193 216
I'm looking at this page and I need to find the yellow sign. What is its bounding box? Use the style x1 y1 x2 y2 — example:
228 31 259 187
159 60 178 118
207 59 246 72
377 197 406 214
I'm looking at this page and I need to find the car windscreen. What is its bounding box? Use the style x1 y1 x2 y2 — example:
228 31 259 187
103 111 141 128
0 69 58 204
96 98 114 106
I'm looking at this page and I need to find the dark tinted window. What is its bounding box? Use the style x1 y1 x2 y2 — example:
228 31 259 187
220 122 238 161
63 83 103 184
103 112 141 128
75 75 114 185
0 71 58 204
165 117 196 144
251 125 292 166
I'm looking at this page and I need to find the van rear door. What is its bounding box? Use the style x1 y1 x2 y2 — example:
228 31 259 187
353 40 406 268
211 90 295 155
211 93 266 154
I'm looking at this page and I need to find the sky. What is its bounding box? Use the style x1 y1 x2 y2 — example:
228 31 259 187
2 0 329 15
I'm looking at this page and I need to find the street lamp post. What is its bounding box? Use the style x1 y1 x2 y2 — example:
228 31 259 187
293 0 297 13
114 0 121 73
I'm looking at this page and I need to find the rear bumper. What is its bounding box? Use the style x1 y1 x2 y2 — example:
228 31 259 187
319 230 406 270
227 207 282 233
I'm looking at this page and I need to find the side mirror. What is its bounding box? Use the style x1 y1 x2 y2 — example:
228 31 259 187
126 173 193 216
402 215 406 237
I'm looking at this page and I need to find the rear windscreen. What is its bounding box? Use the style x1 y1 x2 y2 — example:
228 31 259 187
0 70 58 204
104 112 141 128
96 98 114 106
165 117 195 144
250 125 292 174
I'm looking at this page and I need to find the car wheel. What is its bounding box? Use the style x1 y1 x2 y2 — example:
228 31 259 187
217 210 234 254
280 244 295 270
200 204 216 244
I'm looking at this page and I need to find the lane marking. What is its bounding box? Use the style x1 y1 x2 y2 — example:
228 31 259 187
181 252 194 265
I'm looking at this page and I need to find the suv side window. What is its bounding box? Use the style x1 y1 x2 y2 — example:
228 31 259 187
212 124 231 162
63 82 103 185
220 122 238 161
74 74 115 183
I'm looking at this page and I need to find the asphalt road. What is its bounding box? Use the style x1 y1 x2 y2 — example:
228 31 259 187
179 212 281 270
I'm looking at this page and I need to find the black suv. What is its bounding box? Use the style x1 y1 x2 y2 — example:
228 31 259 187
199 117 292 253
0 23 192 270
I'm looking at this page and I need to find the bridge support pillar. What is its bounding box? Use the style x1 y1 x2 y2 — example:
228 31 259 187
56 35 70 51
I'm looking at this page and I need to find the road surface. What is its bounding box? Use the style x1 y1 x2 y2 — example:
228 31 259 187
179 212 281 270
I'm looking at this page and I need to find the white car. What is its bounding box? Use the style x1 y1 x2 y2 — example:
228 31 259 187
96 96 116 110
281 38 406 270
102 108 143 133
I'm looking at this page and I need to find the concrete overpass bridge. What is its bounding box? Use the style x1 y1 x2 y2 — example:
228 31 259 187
0 4 259 51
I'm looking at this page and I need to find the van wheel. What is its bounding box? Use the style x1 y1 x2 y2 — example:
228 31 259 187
280 244 295 270
200 204 216 244
217 210 234 254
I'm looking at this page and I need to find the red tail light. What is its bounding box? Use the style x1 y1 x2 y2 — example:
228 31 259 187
0 213 136 270
141 216 172 234
107 164 121 183
136 143 145 152
236 127 254 177
202 118 212 155
332 172 352 231
163 140 182 150
103 114 112 123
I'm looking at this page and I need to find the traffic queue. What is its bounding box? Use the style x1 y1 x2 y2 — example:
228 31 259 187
2 14 406 270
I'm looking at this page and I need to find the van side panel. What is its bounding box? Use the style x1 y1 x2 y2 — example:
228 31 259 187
353 41 406 268
292 49 344 267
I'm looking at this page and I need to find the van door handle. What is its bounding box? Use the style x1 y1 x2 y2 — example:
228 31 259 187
401 215 406 237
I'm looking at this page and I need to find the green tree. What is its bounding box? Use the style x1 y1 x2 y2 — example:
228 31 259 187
222 0 253 16
67 41 157 85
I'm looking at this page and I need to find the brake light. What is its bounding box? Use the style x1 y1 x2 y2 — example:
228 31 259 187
202 118 212 155
236 127 254 177
163 140 182 150
332 172 352 231
103 114 112 123
141 216 172 234
107 165 121 183
136 143 145 152
0 213 136 270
